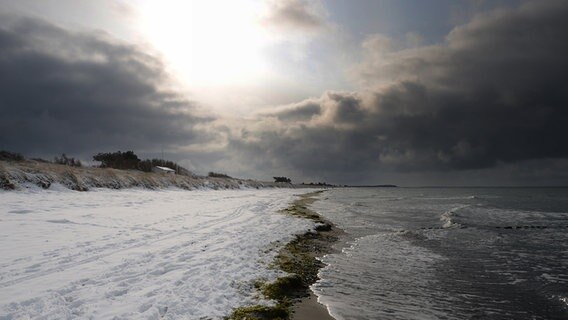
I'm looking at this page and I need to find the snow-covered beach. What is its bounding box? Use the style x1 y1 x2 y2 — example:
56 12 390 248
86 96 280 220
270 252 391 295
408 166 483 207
0 188 317 319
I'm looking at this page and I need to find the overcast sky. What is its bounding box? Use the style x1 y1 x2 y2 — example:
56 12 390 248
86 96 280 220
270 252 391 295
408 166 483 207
1 0 567 186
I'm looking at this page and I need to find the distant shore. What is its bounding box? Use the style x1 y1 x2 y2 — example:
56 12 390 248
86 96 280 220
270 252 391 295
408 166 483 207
347 184 398 188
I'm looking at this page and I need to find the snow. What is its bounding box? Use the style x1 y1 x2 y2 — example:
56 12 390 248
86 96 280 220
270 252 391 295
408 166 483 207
153 166 175 173
154 166 175 172
0 188 314 319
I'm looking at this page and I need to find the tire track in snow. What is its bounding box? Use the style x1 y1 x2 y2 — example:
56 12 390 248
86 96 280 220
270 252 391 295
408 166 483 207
0 197 281 289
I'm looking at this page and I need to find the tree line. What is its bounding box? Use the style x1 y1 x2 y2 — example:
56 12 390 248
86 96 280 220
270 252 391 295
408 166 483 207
92 151 191 175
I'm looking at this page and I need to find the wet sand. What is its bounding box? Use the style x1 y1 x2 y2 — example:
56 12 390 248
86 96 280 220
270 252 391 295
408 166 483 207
292 292 335 320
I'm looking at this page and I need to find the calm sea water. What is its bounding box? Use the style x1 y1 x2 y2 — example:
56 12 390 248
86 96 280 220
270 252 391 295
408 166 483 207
311 187 568 320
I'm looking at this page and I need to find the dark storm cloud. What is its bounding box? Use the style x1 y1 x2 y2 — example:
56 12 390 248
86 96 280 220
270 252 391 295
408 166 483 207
0 16 214 158
262 0 324 32
227 0 568 180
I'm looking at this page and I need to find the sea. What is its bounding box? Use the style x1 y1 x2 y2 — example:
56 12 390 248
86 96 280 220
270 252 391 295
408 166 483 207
310 187 568 320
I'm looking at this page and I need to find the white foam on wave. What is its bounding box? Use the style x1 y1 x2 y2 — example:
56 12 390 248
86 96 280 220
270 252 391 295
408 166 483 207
440 205 470 229
448 205 568 229
312 232 451 320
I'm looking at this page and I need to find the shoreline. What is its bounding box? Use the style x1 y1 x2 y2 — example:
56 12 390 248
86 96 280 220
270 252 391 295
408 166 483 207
287 191 341 320
227 190 343 320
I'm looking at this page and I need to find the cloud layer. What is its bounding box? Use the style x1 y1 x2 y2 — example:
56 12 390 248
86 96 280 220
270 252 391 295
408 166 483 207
2 1 568 185
0 16 213 158
226 0 568 183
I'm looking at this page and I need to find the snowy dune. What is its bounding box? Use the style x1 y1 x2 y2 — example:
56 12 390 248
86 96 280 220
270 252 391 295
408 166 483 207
0 188 315 319
0 160 286 191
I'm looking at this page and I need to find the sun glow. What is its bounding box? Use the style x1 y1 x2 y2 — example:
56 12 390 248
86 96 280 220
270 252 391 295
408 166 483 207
138 0 270 87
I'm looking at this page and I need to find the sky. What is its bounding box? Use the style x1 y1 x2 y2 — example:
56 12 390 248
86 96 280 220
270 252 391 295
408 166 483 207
1 0 567 186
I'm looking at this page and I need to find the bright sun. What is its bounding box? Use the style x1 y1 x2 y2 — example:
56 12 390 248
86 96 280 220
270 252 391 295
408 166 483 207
138 0 269 87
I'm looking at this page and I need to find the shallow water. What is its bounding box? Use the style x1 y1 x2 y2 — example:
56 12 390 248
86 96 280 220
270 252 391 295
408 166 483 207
311 187 568 320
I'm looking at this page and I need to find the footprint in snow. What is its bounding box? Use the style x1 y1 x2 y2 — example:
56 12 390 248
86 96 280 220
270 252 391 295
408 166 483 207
9 209 33 214
46 219 74 224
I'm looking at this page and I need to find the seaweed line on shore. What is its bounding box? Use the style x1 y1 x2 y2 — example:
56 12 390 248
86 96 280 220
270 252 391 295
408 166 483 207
226 190 343 320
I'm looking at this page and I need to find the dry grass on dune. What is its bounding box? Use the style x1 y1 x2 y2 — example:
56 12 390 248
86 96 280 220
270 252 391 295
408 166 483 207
0 160 278 191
